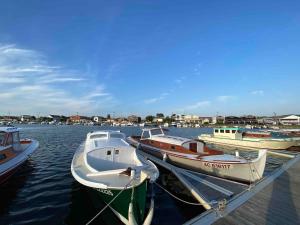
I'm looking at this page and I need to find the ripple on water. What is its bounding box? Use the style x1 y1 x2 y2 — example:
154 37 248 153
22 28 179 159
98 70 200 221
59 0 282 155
0 125 291 225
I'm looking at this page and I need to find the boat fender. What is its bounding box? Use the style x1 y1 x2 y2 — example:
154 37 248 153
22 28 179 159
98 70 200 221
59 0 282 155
130 169 136 178
258 149 267 158
128 202 138 225
142 198 154 225
163 153 167 162
235 151 239 157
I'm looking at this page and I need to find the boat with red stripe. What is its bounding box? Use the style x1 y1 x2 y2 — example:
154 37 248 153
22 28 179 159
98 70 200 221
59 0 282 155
128 128 267 183
0 127 39 184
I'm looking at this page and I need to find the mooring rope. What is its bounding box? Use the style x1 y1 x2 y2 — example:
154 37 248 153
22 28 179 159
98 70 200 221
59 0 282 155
154 181 209 206
86 178 135 225
240 152 261 189
155 181 229 214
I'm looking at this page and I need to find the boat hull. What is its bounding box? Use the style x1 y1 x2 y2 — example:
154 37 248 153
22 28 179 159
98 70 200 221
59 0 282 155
0 160 25 184
91 179 148 224
140 143 266 183
71 131 158 225
0 140 38 185
167 153 265 183
199 135 300 150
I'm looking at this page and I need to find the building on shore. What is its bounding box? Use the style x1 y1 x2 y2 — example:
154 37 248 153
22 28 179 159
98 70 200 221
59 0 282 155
171 114 184 123
48 115 62 123
212 116 225 124
279 115 300 125
257 117 277 125
69 115 91 123
128 115 141 123
224 115 257 124
184 115 201 123
198 116 212 124
171 114 200 124
0 116 19 125
153 113 164 123
153 117 163 123
92 116 106 123
21 115 35 122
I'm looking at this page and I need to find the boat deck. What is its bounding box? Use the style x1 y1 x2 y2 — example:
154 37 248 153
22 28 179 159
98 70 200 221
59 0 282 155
186 154 300 225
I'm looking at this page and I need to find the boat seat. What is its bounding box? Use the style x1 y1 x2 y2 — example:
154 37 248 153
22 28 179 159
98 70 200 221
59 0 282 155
86 147 139 172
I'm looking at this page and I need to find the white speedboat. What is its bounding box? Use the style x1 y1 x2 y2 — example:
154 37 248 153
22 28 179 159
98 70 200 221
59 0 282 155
128 128 267 183
71 130 159 225
0 127 39 184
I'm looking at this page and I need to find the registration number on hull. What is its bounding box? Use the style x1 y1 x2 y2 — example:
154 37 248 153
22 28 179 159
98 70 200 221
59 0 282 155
97 188 114 196
203 162 231 169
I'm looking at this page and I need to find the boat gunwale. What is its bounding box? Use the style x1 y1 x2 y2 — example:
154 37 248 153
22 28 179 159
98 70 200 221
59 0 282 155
71 150 146 190
140 143 264 165
200 134 300 143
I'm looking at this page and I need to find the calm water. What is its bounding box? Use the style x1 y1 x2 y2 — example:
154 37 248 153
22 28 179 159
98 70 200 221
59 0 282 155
0 125 288 225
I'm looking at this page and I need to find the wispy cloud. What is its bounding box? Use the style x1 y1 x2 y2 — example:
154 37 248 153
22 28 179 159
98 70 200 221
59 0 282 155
144 98 160 104
83 85 111 99
193 63 202 76
0 44 84 85
104 62 121 79
0 77 25 83
217 95 235 102
184 100 211 110
144 92 169 104
251 90 264 96
144 76 186 105
40 77 85 84
174 76 186 84
0 43 116 115
0 92 18 99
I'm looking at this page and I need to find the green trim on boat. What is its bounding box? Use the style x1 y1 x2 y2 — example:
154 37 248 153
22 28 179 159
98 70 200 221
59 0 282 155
94 180 148 224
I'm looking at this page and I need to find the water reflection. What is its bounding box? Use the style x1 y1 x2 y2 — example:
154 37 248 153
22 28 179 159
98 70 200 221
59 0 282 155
65 180 122 225
0 125 290 225
0 161 34 217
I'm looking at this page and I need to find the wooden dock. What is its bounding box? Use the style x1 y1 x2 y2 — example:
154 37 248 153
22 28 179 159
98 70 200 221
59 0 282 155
185 154 300 225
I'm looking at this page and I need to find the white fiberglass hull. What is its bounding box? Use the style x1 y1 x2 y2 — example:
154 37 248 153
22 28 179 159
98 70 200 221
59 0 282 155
199 135 300 150
71 142 158 189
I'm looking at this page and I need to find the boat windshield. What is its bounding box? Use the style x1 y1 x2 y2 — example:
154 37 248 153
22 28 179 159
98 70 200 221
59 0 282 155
90 134 107 139
110 133 125 139
151 129 163 136
0 132 5 146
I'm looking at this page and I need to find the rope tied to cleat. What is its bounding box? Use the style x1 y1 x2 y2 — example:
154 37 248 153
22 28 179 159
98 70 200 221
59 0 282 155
154 181 226 207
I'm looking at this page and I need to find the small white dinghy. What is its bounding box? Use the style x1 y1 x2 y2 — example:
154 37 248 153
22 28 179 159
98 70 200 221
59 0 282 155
71 130 159 225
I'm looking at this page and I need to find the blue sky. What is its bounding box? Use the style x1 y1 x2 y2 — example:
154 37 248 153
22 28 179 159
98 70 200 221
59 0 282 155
0 0 299 117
